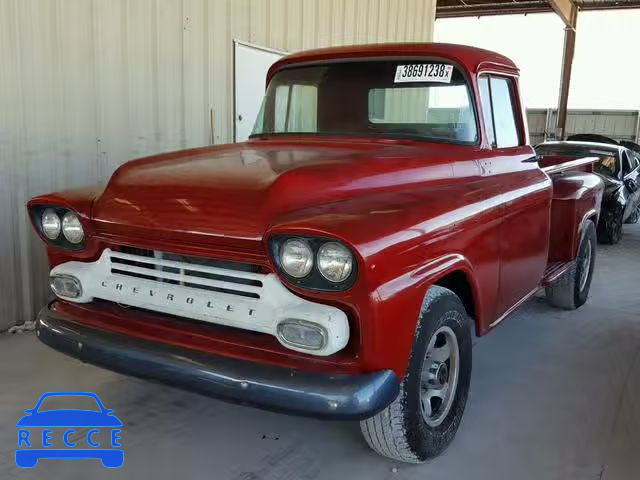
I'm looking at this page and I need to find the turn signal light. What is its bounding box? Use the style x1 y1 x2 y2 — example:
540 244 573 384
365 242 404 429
50 275 82 299
277 319 327 351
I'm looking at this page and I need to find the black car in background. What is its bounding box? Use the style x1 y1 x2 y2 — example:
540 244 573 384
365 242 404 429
536 141 640 244
567 134 640 156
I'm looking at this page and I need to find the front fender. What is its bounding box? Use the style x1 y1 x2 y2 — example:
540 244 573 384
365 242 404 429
265 181 502 378
365 253 480 378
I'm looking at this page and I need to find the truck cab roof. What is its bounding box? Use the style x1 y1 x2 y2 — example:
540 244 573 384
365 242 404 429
268 43 520 82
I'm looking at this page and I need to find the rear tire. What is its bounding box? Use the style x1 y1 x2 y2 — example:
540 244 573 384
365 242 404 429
545 220 596 310
359 286 472 463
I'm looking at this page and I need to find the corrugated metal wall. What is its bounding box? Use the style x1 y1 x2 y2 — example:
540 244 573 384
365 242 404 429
526 109 550 146
527 108 640 145
0 0 436 330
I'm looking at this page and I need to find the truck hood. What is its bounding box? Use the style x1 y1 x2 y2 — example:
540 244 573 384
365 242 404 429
93 140 456 241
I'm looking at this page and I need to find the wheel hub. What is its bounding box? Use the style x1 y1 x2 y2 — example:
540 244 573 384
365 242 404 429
420 326 460 427
428 362 449 387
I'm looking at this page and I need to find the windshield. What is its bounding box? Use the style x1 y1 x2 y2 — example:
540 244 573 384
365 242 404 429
251 60 477 144
536 144 620 179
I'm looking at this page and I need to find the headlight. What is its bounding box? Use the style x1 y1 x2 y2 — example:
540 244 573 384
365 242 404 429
271 235 358 291
62 212 85 244
41 209 61 240
280 239 313 278
317 242 354 283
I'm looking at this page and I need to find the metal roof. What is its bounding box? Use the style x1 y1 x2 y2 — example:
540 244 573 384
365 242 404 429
436 0 640 18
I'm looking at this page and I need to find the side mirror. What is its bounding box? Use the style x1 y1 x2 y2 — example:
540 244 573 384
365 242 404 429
23 409 33 414
624 178 638 192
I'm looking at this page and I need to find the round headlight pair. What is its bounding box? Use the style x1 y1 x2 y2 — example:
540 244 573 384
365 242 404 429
279 239 354 283
41 209 84 244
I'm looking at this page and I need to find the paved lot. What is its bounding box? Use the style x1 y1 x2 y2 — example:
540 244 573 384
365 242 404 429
1 225 639 480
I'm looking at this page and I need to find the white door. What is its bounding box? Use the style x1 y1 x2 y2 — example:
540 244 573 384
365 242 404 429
234 41 285 142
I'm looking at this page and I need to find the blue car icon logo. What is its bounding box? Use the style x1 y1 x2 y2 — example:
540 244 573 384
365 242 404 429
16 391 123 468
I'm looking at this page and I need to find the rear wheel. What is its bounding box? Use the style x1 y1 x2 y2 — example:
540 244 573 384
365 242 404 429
359 286 472 463
545 220 596 310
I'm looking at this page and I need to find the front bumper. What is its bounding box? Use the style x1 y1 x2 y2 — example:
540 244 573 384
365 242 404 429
36 304 399 420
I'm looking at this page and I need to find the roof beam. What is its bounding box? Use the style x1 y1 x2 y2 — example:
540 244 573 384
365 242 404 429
555 6 578 139
548 0 578 28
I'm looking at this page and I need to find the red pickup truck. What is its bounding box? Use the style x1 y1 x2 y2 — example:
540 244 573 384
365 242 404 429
29 44 603 463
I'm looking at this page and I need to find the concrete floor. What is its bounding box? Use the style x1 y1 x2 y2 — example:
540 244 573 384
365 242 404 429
1 225 639 480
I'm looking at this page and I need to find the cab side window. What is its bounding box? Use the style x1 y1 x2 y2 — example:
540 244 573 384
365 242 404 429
478 75 521 148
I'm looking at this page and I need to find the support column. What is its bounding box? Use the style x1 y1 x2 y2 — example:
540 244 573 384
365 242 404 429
555 6 578 140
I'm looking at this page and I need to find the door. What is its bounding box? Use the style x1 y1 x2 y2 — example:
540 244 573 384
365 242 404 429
479 75 552 317
234 41 284 142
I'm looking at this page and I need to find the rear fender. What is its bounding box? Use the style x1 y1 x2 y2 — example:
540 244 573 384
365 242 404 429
577 209 599 254
548 173 604 262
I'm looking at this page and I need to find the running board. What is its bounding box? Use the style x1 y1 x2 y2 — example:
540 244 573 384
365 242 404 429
489 261 576 330
489 286 539 329
541 261 574 286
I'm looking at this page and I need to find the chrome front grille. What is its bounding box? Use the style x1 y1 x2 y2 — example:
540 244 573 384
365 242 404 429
110 248 264 300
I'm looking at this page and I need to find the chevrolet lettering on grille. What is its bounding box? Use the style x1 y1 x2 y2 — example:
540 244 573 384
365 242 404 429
101 280 257 317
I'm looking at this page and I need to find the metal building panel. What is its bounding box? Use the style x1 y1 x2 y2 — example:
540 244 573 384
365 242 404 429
316 0 333 47
528 109 640 143
266 0 287 49
526 109 549 145
0 0 22 329
209 0 232 144
183 0 211 148
93 0 129 181
248 0 269 45
566 110 640 141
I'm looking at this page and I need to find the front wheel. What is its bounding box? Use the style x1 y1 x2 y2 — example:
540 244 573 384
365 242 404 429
545 220 597 310
360 286 472 463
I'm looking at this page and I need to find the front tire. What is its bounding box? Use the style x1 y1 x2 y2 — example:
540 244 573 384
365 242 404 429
545 220 596 310
360 286 472 463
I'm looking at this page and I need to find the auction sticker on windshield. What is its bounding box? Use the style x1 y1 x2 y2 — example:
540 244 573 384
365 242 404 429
394 64 453 83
